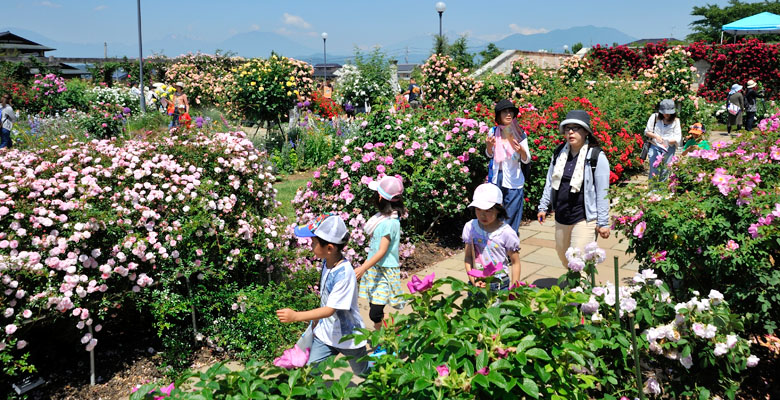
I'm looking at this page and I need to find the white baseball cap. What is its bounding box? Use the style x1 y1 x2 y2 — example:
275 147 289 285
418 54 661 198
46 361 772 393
294 213 348 244
468 183 503 210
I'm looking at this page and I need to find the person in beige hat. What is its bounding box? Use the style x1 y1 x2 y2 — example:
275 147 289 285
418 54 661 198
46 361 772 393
745 80 761 131
169 82 189 128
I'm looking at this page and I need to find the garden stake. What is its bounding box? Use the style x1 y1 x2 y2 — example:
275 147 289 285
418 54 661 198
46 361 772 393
88 323 95 386
629 314 645 400
184 275 199 345
614 256 620 324
590 264 596 287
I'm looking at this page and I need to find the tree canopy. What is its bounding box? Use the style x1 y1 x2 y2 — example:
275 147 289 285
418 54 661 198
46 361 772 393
688 0 780 42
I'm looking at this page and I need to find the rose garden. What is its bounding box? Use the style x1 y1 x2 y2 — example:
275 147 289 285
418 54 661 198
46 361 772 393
1 39 779 399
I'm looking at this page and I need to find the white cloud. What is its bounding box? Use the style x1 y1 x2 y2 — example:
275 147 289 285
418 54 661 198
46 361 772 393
250 24 260 31
40 1 61 8
282 13 312 29
508 24 548 35
94 5 107 11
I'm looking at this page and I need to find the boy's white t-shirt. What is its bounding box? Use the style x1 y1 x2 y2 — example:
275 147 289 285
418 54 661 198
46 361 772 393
314 259 367 349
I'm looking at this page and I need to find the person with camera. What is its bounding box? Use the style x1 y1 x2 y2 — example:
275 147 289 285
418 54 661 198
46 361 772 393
644 99 681 181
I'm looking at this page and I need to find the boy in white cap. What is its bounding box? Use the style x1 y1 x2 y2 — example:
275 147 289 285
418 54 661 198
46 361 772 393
462 183 522 290
277 213 368 374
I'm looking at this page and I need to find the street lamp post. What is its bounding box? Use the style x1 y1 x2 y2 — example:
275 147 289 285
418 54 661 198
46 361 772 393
136 0 146 112
563 44 569 54
321 32 328 82
435 2 446 38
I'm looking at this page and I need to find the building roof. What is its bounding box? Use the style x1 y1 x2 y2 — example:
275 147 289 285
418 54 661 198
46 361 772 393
397 63 418 73
313 63 341 79
0 31 56 52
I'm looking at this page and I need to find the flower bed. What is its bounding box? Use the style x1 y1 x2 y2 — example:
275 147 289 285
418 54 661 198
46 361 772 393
155 244 758 399
165 52 243 107
612 115 780 332
0 129 305 375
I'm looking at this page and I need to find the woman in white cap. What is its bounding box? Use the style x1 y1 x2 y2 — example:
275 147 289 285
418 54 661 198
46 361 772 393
644 99 681 180
726 83 744 134
537 110 611 268
744 80 761 131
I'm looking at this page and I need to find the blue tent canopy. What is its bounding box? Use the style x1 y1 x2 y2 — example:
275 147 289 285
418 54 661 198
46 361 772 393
722 11 780 35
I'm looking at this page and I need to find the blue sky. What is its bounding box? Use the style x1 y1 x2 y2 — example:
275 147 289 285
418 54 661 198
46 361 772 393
7 0 734 54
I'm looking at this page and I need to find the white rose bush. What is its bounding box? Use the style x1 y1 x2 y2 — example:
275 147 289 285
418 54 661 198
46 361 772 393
0 129 305 376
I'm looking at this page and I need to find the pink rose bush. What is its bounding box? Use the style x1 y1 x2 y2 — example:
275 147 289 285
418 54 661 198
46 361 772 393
421 54 483 110
165 52 244 107
0 129 298 375
290 109 492 268
612 117 780 332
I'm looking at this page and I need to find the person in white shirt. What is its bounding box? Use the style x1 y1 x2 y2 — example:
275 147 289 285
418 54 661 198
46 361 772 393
644 99 681 181
0 94 17 149
277 214 368 375
486 99 531 233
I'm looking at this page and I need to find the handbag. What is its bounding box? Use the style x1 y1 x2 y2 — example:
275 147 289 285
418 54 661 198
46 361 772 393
727 102 741 115
640 113 659 161
295 322 314 350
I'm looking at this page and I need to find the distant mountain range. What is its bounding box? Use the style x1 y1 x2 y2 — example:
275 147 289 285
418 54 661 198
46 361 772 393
6 25 636 64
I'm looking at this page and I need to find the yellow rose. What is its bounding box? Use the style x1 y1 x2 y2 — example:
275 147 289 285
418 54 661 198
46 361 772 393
258 87 264 91
250 81 256 86
286 91 292 96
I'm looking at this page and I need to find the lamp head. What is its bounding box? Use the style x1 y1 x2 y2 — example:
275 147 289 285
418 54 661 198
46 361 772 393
435 2 446 13
321 32 328 40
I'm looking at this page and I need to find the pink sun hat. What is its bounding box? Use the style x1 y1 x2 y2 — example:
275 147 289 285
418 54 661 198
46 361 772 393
368 176 404 201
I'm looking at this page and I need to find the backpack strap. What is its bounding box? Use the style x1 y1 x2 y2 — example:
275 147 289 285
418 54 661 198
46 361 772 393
551 143 566 166
587 146 602 193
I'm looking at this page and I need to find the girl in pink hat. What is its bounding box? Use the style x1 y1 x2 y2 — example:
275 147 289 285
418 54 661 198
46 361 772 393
356 175 406 330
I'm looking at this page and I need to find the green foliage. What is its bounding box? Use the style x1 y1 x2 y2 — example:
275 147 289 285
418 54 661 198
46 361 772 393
77 101 128 138
87 61 122 87
688 0 780 42
200 270 319 360
572 42 584 54
126 109 170 132
432 34 449 56
59 78 91 112
165 273 756 399
479 43 503 67
611 126 780 332
448 36 475 71
227 55 314 124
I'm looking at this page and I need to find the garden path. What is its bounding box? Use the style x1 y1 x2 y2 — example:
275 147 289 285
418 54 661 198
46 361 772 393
337 128 738 380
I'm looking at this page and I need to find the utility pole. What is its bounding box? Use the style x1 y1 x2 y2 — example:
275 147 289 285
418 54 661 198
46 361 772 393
405 46 409 63
104 42 107 59
137 0 146 112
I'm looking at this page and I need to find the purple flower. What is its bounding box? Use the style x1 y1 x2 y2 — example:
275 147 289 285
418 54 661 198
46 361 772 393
407 272 435 293
436 364 450 377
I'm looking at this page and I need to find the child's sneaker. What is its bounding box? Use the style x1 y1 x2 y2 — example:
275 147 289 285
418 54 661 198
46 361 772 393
367 346 387 369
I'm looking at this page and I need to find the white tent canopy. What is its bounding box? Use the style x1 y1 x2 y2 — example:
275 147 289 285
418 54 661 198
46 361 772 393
721 11 780 42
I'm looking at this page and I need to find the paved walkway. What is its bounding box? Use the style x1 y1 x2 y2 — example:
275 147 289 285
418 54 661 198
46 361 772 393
342 128 740 379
